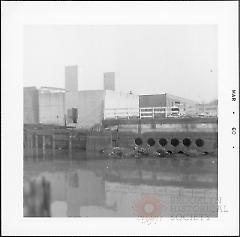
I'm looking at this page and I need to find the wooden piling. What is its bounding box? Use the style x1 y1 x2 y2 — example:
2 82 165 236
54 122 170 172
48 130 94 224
52 134 55 157
31 134 34 157
28 134 34 157
27 135 31 154
35 134 38 158
42 135 46 159
24 177 51 217
69 134 72 158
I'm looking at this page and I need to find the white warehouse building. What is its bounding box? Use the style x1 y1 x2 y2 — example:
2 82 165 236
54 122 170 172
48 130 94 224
24 66 139 128
65 66 139 128
66 90 139 128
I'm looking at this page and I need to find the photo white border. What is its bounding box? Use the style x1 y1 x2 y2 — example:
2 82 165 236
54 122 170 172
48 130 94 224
1 1 239 236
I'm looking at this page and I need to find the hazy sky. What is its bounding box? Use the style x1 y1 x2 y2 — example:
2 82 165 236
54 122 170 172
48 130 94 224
24 25 217 103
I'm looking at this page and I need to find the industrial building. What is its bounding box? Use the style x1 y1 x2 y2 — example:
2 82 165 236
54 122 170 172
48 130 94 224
24 66 139 128
24 64 217 128
139 93 198 118
24 87 66 125
66 89 139 128
65 68 139 128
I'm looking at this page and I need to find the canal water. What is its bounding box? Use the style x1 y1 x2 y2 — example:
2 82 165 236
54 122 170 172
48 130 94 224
24 152 218 217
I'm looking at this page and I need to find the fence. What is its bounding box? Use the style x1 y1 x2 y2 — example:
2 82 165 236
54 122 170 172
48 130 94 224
104 107 178 119
104 106 218 119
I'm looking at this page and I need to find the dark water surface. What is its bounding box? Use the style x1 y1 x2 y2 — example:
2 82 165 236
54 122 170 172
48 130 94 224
24 152 218 217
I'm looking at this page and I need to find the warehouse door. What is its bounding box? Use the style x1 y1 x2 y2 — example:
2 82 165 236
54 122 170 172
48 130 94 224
72 108 78 123
68 108 78 123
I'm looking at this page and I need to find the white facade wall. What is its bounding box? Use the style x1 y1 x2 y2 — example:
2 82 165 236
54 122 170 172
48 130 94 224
39 90 65 125
65 90 105 128
65 90 140 127
65 91 79 109
104 90 139 119
77 90 105 128
64 89 140 127
65 90 104 128
65 91 79 123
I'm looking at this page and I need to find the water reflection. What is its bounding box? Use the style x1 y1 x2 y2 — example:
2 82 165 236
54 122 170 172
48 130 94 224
24 154 217 217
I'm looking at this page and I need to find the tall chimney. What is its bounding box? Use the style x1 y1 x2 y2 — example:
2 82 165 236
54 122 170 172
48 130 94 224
65 65 78 91
103 72 115 90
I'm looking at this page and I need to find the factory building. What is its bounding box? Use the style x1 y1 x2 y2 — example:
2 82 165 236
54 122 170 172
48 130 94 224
23 65 139 128
65 67 139 128
139 93 198 118
24 64 216 128
66 90 139 128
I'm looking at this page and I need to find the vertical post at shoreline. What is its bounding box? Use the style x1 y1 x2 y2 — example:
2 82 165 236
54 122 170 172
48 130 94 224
27 134 30 154
27 135 30 153
26 135 29 154
52 134 55 158
110 131 113 149
30 134 34 157
28 135 31 156
69 133 72 159
35 134 38 159
42 135 46 159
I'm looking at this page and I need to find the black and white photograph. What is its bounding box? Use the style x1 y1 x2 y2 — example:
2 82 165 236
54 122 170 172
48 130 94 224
2 2 239 236
23 24 218 218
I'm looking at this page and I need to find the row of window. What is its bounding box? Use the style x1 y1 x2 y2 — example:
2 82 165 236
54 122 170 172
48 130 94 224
134 137 204 147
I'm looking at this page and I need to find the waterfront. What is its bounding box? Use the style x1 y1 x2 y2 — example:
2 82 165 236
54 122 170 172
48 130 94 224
24 153 218 217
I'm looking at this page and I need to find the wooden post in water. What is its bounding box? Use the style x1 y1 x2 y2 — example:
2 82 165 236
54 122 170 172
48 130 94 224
35 134 38 158
52 134 55 157
69 133 72 158
24 177 51 217
42 135 46 159
30 134 34 157
110 131 113 149
27 134 31 155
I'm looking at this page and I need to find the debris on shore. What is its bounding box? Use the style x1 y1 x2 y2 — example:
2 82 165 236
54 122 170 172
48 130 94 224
100 146 215 159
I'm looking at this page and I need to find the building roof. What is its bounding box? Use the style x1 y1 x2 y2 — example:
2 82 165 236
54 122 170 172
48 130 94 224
139 93 198 104
24 86 37 90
